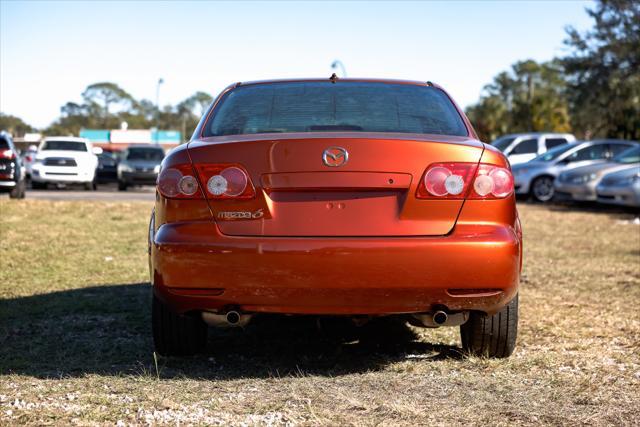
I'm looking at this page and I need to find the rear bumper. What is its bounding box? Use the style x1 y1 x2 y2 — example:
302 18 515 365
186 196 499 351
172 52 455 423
151 221 521 316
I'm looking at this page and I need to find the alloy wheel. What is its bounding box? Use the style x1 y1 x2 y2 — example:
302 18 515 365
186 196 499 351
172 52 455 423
532 176 555 202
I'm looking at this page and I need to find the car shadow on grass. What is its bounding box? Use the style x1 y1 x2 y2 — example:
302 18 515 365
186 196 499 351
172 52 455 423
0 283 462 379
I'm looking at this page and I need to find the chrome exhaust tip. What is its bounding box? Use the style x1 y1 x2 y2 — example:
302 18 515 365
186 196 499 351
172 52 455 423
202 310 252 328
226 311 241 325
432 310 448 325
411 310 468 328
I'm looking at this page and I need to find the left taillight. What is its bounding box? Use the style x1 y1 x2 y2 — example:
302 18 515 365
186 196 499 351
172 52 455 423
157 163 255 199
157 164 203 199
416 162 514 200
194 164 255 199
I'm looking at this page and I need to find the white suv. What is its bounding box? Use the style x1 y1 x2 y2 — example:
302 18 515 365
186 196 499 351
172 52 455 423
31 137 101 190
491 133 576 165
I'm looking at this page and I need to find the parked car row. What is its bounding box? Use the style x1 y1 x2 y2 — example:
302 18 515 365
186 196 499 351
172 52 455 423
0 133 167 194
491 133 639 207
555 145 640 206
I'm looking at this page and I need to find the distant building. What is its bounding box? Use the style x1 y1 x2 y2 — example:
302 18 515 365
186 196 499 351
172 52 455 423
79 128 182 151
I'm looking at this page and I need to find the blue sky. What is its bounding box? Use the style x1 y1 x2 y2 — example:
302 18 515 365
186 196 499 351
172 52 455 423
1 0 595 128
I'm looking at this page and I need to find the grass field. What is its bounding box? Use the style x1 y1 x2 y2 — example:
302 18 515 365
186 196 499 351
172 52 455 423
1 199 639 425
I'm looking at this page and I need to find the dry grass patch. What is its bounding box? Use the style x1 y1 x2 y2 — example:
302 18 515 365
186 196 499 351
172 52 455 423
1 199 639 425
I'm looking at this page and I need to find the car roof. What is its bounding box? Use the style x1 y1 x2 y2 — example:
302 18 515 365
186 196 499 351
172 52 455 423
43 136 90 143
543 139 638 158
233 77 436 88
586 138 639 144
576 139 639 145
497 132 574 138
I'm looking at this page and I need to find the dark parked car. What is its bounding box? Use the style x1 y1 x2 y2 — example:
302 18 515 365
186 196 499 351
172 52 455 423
0 131 26 199
117 145 165 191
96 151 119 184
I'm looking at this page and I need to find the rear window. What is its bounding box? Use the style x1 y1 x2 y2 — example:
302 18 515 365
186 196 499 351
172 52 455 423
126 148 164 161
0 137 9 150
98 153 117 166
609 143 633 156
545 138 568 149
613 145 640 164
42 140 87 151
567 144 608 162
204 81 468 137
491 136 516 151
511 138 538 154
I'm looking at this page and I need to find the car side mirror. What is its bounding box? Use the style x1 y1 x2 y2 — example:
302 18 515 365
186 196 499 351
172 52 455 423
92 147 103 155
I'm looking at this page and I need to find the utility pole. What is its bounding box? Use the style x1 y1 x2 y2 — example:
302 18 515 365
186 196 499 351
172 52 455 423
527 74 534 130
155 78 164 144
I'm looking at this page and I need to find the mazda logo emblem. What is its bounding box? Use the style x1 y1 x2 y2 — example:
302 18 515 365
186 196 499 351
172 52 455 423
322 147 348 167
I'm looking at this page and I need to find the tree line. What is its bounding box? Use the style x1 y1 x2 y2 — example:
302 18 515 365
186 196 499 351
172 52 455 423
0 83 213 141
55 83 213 140
466 0 639 142
1 0 637 143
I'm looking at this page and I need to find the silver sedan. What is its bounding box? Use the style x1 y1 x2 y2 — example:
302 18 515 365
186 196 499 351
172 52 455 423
512 139 638 202
554 145 640 202
596 166 640 208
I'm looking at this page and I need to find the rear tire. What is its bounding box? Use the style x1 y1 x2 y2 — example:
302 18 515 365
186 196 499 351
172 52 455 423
460 294 518 358
118 181 127 191
152 294 207 356
9 180 26 199
531 176 555 202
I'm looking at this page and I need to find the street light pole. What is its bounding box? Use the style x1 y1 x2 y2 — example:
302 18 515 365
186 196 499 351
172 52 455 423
155 78 164 144
331 60 347 77
155 78 164 110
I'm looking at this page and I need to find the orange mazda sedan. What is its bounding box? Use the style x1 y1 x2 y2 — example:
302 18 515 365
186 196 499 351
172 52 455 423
149 77 522 358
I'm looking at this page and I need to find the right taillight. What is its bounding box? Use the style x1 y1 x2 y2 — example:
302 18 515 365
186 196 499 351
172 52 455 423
417 162 513 199
468 163 514 199
156 163 255 199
